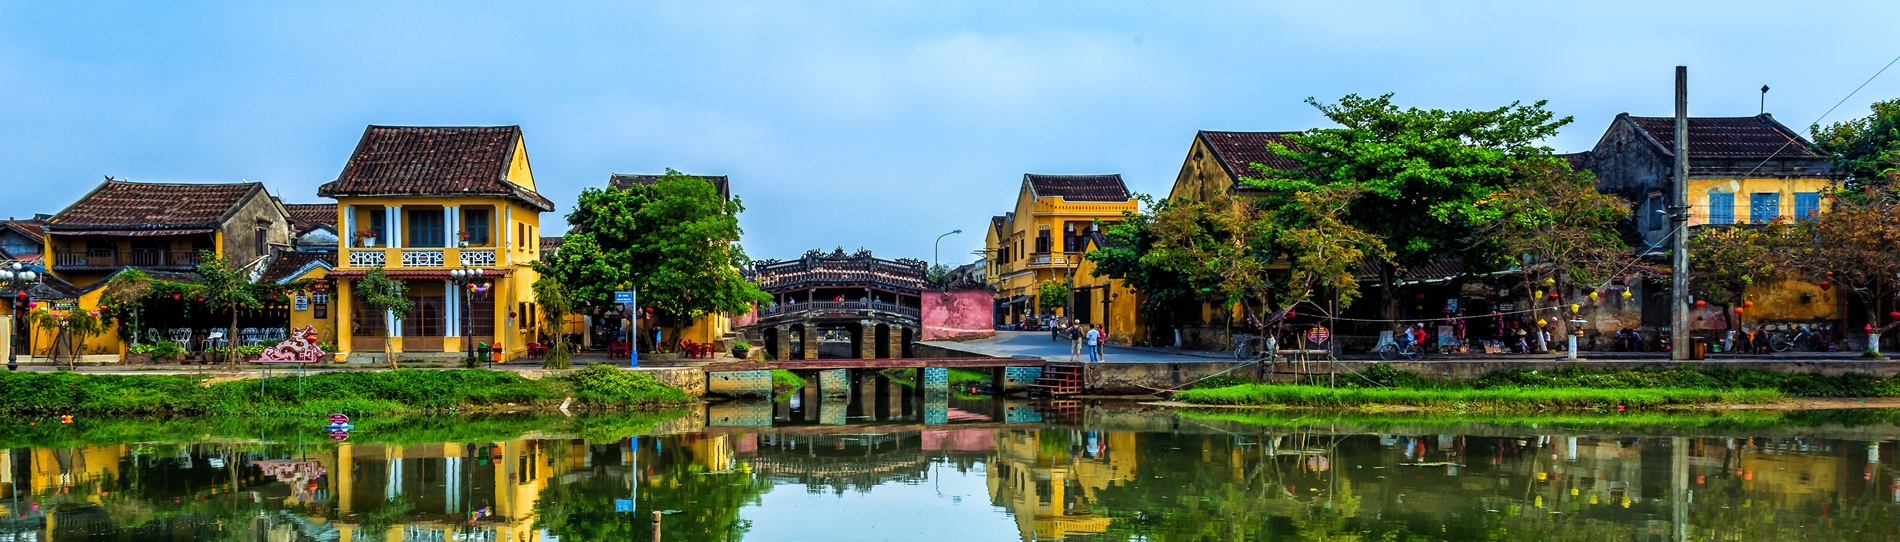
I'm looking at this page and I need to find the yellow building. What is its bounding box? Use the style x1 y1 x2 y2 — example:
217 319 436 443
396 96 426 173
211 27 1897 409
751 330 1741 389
1071 233 1142 345
318 126 555 362
33 179 293 360
985 174 1138 326
1578 114 1843 328
262 252 338 348
1163 131 1308 348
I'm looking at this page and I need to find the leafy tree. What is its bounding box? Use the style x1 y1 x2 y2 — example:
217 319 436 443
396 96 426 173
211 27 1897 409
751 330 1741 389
539 169 770 348
1086 196 1199 340
1036 279 1069 314
533 275 574 369
354 266 412 368
193 251 260 370
1687 225 1780 329
1770 188 1900 354
1470 159 1634 349
1143 192 1276 323
1270 185 1390 311
927 263 952 287
1813 98 1900 190
30 306 106 369
1245 94 1572 318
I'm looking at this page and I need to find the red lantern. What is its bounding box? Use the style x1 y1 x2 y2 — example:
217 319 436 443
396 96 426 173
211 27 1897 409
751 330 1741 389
1287 309 1296 318
1548 292 1560 300
1820 281 1832 291
173 293 181 301
1414 294 1425 301
196 297 204 303
1890 311 1900 320
1827 271 1836 277
1734 307 1745 314
1742 300 1754 308
1695 300 1706 308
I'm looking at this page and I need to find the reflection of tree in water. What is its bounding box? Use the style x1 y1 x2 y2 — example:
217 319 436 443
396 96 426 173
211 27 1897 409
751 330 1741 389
536 439 772 542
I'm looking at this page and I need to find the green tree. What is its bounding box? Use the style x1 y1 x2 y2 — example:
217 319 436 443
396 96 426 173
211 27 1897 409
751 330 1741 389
1770 188 1900 354
193 251 260 370
355 266 413 367
1813 98 1900 190
533 275 574 369
1144 192 1276 323
1688 226 1780 329
1036 279 1069 314
1245 94 1572 319
1471 160 1634 349
1086 196 1199 341
539 169 770 347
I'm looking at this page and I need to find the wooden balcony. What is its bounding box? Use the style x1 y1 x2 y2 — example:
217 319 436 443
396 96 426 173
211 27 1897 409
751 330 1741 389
52 249 201 271
344 247 500 269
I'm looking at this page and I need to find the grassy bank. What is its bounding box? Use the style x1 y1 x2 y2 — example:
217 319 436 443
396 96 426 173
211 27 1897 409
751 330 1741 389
0 364 692 417
1173 384 1780 410
0 410 689 450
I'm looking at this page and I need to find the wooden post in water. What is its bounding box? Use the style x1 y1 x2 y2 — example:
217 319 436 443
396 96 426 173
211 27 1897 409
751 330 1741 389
652 511 663 542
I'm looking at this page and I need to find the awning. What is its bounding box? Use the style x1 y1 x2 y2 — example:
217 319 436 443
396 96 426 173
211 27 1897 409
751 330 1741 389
326 269 512 280
48 228 216 237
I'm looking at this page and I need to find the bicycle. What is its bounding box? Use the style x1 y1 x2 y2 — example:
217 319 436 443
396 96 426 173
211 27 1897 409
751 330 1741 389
1377 337 1422 361
1771 325 1821 353
1234 333 1277 362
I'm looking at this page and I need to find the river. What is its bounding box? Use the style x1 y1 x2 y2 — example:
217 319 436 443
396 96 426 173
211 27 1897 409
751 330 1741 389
3 391 1899 541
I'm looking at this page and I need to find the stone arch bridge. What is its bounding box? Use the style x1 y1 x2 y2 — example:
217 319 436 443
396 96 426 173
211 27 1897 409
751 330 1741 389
743 248 926 360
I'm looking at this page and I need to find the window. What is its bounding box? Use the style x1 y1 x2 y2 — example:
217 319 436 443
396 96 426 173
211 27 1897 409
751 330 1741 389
1707 192 1734 224
254 222 269 255
1035 228 1051 253
351 289 387 337
462 209 491 245
1750 193 1780 224
367 211 387 247
1794 192 1821 221
1647 194 1664 231
408 209 446 247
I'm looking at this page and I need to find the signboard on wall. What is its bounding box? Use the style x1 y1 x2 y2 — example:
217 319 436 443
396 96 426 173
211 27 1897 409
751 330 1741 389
294 295 309 311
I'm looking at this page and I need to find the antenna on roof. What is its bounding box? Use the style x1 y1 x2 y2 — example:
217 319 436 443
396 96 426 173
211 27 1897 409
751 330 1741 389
1760 85 1770 115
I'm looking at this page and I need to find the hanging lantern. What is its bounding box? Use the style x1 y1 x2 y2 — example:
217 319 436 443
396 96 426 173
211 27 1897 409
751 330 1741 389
1589 291 1600 301
1537 318 1549 327
196 297 204 303
1414 305 1423 310
1621 290 1633 299
1544 277 1556 286
1695 299 1706 308
1889 311 1900 320
1742 300 1754 308
1569 303 1580 313
1535 290 1545 299
172 293 181 301
1286 309 1296 318
88 310 98 317
24 301 35 309
1827 271 1835 277
1548 292 1560 300
1820 282 1832 291
1414 293 1425 301
1734 307 1745 314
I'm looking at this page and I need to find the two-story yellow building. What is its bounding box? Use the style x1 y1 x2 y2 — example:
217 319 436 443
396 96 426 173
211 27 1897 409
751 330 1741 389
984 174 1138 327
318 125 554 362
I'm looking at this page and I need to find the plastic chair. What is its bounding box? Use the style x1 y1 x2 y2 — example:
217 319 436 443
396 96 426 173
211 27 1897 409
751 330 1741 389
169 328 194 349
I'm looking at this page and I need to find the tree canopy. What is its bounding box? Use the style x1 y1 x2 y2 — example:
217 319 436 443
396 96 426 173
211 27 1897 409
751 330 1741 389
538 169 770 325
1813 98 1900 190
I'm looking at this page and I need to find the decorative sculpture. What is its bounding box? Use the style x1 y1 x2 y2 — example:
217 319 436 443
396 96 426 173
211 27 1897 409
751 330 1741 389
257 324 327 363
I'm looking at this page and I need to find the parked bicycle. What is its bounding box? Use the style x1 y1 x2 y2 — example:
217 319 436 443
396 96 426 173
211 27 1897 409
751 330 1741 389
1377 332 1422 361
1234 333 1277 361
1771 325 1821 353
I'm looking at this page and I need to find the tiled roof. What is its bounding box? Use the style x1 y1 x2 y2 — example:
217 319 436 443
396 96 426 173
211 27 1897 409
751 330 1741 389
609 173 731 201
1557 152 1590 170
261 252 335 284
1357 257 1467 283
319 126 555 211
283 203 337 234
1024 174 1132 202
540 236 563 254
1623 114 1821 158
46 180 262 231
990 215 1007 237
3 220 45 244
1200 131 1306 184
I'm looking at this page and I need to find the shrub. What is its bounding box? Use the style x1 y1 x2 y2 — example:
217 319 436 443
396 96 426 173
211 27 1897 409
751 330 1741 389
563 364 692 409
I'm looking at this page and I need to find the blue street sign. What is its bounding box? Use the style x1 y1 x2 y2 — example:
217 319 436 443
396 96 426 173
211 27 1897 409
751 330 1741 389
614 291 634 304
325 423 354 432
614 499 634 512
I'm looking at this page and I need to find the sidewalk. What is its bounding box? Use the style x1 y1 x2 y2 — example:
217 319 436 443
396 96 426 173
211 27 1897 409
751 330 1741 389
925 331 1886 364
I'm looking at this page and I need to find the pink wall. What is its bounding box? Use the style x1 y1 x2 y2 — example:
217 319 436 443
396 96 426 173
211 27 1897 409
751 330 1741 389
922 289 995 341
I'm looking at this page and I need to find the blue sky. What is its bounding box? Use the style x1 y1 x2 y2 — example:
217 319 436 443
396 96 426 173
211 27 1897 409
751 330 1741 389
3 1 1897 265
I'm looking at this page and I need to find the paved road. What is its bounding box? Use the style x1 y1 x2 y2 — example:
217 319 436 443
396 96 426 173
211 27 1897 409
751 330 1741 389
922 331 1232 363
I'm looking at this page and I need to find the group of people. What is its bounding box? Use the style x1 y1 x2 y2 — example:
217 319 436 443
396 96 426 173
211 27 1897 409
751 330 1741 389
1055 320 1107 363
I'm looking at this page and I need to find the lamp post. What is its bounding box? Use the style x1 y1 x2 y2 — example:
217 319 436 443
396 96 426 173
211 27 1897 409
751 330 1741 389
449 268 487 368
0 263 39 371
933 230 962 279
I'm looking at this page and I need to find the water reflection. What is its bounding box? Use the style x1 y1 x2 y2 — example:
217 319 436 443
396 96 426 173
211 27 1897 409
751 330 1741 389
3 404 1900 541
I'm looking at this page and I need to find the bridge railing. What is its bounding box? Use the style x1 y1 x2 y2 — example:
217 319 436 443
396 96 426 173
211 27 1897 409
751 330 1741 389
758 301 920 320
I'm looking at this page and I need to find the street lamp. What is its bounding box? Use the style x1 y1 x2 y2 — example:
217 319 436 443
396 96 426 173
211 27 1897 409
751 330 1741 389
933 230 963 278
449 268 488 368
0 262 39 371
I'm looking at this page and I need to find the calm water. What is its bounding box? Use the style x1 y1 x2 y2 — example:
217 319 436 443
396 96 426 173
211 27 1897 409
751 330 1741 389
4 393 1900 541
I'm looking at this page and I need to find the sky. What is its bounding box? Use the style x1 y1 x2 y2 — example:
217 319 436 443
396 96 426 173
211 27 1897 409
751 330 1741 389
3 1 1899 266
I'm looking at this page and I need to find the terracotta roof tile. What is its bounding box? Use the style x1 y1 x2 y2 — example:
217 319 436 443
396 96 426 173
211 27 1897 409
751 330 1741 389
1624 114 1821 158
3 220 44 244
261 252 335 284
540 236 563 254
46 180 261 231
1024 174 1132 202
609 173 730 201
318 126 554 211
1200 131 1305 185
283 203 336 234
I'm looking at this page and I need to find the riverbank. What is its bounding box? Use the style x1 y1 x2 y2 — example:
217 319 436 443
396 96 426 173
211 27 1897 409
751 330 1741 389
1167 364 1900 412
0 364 694 416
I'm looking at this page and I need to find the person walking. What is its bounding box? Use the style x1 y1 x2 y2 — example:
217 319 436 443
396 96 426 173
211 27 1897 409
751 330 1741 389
1068 320 1082 362
1085 324 1101 363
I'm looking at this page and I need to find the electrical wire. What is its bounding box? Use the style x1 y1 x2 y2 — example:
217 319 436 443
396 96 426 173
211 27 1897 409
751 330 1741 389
1737 51 1900 180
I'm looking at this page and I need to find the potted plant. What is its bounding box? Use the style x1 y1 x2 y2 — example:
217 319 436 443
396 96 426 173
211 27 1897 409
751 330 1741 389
126 343 157 365
732 341 753 359
236 344 266 362
456 229 471 248
152 340 187 364
354 230 378 247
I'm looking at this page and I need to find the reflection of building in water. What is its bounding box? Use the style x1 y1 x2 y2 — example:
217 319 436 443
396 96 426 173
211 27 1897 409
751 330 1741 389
986 429 1136 541
743 431 994 495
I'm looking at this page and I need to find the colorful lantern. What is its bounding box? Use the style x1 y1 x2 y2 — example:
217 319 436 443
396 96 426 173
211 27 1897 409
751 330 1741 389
1742 300 1754 308
1588 291 1600 301
1734 307 1745 314
1695 299 1706 308
1535 290 1545 299
1821 281 1832 291
1570 303 1580 313
1621 290 1632 299
1536 318 1549 327
1890 311 1900 320
1544 277 1556 286
1548 292 1560 300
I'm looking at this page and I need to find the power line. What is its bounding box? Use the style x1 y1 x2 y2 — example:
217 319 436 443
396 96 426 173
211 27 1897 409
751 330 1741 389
1737 51 1900 179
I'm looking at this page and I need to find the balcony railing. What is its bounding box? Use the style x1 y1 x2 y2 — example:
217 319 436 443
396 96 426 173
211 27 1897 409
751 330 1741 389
52 249 200 270
758 300 921 321
1027 253 1071 267
343 247 503 269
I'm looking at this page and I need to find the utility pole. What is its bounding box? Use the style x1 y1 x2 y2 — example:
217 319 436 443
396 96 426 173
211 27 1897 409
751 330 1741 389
1672 66 1693 361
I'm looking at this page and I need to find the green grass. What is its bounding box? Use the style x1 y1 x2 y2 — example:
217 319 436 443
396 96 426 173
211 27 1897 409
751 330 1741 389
0 365 693 417
771 369 805 393
0 410 689 450
1172 383 1781 411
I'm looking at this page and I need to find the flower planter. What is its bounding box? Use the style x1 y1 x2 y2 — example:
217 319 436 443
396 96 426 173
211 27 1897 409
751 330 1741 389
731 347 751 359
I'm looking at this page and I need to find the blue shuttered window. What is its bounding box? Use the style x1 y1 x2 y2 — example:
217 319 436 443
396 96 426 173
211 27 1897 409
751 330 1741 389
1794 192 1821 221
1707 192 1735 224
1749 193 1780 224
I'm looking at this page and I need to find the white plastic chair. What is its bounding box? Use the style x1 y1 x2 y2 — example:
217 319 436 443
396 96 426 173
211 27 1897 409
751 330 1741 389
169 328 194 350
